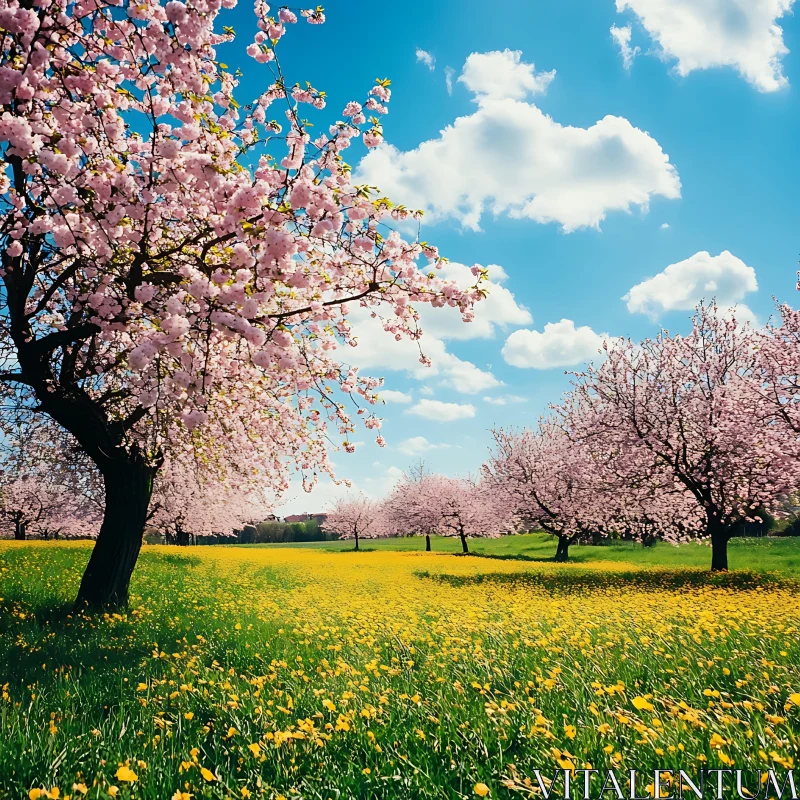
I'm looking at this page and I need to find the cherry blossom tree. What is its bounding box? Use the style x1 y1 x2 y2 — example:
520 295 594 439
382 463 442 550
484 421 602 561
0 474 102 539
567 305 800 570
0 1 484 606
0 418 103 538
421 474 515 554
757 304 800 436
148 459 270 544
324 493 386 551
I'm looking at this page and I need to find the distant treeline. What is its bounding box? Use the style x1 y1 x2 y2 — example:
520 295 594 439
238 518 339 544
138 507 800 547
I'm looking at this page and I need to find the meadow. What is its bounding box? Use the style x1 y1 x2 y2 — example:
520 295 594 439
1 536 799 799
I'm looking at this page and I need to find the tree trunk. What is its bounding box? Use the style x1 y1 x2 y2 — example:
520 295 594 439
74 458 155 610
710 526 730 572
13 517 25 540
354 529 359 551
460 533 469 554
425 533 431 552
554 535 570 562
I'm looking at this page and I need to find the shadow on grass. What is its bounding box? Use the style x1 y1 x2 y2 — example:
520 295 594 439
463 551 565 564
0 595 156 691
144 551 202 568
413 567 799 594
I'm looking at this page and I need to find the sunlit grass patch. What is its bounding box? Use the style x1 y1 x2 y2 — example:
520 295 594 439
1 541 799 799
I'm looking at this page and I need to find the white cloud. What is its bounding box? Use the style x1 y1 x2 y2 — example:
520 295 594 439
418 262 532 341
483 394 528 406
623 250 758 317
719 303 759 327
416 48 436 71
610 24 640 69
379 389 413 404
503 319 608 369
406 399 476 421
397 436 451 456
458 49 556 100
616 0 796 92
358 49 680 232
419 386 435 397
445 66 455 95
345 309 500 394
660 222 670 229
442 359 501 393
342 262 531 396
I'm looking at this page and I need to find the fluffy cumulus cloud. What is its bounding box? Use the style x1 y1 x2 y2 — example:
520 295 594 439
623 250 758 317
357 48 680 232
615 0 796 92
344 309 500 394
610 24 640 69
416 48 436 71
343 263 530 394
458 49 556 99
397 436 451 456
502 319 608 369
418 263 532 341
378 389 413 404
406 399 476 422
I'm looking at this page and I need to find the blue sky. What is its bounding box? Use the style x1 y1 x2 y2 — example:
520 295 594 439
233 0 800 513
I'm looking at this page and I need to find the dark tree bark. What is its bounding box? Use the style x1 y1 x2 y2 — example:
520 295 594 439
710 525 730 572
74 456 156 609
554 535 570 562
425 533 431 552
460 532 469 553
13 515 26 540
354 529 359 551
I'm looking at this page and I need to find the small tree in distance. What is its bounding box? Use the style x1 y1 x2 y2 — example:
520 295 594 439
436 476 517 554
148 461 270 545
382 463 443 551
484 421 599 562
324 494 386 551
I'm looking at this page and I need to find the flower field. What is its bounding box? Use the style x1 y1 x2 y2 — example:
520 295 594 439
1 541 799 799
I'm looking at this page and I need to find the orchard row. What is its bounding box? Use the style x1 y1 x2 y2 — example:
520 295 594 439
327 305 800 571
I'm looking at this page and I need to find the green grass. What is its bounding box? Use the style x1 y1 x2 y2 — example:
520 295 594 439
249 532 800 575
0 537 799 800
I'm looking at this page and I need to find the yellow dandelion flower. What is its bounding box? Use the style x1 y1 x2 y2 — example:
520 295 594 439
632 696 654 712
115 767 137 783
474 784 490 797
200 767 216 782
